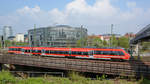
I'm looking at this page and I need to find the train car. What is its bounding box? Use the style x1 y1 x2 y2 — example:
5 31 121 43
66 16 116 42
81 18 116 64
8 46 130 61
70 48 93 58
21 47 32 55
93 48 130 60
8 46 23 54
31 47 45 55
43 47 70 57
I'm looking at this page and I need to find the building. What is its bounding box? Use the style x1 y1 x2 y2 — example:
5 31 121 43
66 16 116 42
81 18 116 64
28 25 87 47
8 36 15 41
3 26 13 40
24 34 28 42
15 33 24 42
87 35 102 46
101 34 121 42
124 32 136 39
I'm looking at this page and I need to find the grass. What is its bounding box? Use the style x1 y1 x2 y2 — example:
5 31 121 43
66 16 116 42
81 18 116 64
0 70 149 84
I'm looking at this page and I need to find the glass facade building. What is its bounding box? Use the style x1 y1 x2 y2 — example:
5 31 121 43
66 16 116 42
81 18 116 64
3 26 13 40
28 25 87 47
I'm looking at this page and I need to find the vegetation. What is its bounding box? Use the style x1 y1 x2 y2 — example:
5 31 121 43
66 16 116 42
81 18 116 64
76 38 87 47
76 36 130 49
0 40 28 48
0 70 149 84
141 42 150 52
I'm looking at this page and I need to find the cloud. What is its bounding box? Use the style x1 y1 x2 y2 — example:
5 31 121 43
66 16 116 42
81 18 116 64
0 0 150 35
127 1 136 8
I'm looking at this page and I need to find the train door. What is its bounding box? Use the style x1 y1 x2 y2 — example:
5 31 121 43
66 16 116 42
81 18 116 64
21 49 24 54
89 50 94 58
41 49 45 55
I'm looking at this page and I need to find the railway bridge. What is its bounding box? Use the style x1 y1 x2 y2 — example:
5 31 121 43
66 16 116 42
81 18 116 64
130 24 150 44
0 53 150 77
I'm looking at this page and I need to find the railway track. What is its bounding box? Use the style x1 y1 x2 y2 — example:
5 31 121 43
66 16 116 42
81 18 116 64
0 53 150 77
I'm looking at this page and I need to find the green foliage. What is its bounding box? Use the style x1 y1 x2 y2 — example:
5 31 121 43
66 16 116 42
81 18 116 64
138 77 150 84
141 42 150 52
96 74 107 80
102 40 108 47
0 70 16 84
68 72 86 82
110 35 118 47
92 37 103 47
18 77 49 84
76 38 87 47
0 70 150 84
0 40 28 48
118 36 129 49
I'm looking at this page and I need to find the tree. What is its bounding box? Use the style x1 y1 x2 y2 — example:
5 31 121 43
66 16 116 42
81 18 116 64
118 36 129 49
110 35 118 47
141 42 150 52
92 37 103 47
102 40 108 47
76 38 87 47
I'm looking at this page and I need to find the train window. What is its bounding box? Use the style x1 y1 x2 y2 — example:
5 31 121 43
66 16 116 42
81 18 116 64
110 51 124 56
18 48 21 51
36 50 41 53
94 51 122 56
53 51 56 54
69 51 71 55
42 49 45 53
21 49 24 52
58 51 61 54
11 48 13 51
25 50 29 53
103 51 109 55
65 51 69 54
45 50 68 54
32 50 35 53
110 51 115 55
13 48 15 51
82 52 88 55
71 51 82 55
50 51 54 54
31 50 41 53
94 51 103 55
118 51 124 56
71 51 75 55
25 50 27 52
9 48 11 51
113 51 118 55
79 52 82 55
89 51 93 55
45 50 49 54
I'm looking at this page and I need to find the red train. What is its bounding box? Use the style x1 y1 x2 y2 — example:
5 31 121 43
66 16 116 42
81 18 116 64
8 46 130 61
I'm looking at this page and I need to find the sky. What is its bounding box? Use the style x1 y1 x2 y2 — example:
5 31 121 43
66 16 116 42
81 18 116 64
0 0 150 35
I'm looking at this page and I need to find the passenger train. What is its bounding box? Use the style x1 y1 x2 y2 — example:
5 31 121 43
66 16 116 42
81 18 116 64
8 46 130 61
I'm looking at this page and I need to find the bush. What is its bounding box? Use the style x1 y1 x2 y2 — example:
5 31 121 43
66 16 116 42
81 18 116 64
0 70 16 84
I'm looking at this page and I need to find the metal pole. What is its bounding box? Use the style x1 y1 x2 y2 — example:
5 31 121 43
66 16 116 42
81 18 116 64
34 24 36 47
110 24 113 47
81 25 83 47
137 40 140 60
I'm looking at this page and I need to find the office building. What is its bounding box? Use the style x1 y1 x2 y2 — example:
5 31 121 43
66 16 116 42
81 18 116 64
28 25 87 47
3 26 13 40
15 33 24 42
